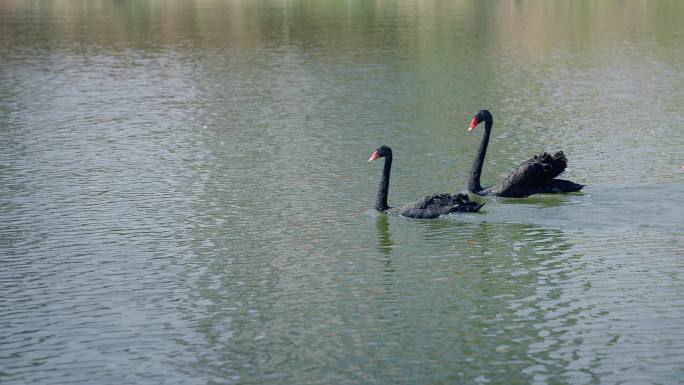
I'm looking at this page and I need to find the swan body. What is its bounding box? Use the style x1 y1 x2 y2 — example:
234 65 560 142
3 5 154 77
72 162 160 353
389 193 482 219
467 110 584 198
370 146 483 219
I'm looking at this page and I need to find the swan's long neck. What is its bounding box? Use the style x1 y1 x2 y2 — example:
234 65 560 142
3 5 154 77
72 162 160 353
468 116 492 193
376 153 392 212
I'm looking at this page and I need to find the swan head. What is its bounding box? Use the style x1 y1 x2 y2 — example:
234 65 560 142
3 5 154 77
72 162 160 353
369 145 392 161
468 109 493 131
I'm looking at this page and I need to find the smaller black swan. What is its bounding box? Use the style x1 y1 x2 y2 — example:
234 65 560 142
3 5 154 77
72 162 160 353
467 110 584 198
369 145 483 219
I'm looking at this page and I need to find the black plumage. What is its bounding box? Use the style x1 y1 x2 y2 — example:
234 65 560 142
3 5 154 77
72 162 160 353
467 110 584 198
369 145 483 219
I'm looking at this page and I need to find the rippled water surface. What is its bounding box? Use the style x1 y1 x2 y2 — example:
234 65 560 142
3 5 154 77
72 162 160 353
2 1 684 384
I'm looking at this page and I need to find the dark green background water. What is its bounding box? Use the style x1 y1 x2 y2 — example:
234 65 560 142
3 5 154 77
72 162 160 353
2 1 683 384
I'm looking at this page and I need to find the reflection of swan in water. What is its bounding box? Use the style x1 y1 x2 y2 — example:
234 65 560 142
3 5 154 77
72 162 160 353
369 219 581 380
374 215 400 314
495 194 568 208
376 215 394 258
375 215 398 278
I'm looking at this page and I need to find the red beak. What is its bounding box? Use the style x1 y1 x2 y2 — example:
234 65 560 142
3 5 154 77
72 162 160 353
468 117 479 131
368 150 380 162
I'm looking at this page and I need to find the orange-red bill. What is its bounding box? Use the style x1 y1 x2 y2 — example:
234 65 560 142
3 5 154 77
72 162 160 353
368 150 380 161
468 117 479 131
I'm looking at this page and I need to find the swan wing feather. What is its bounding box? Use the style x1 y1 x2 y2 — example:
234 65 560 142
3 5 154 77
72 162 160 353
398 193 483 218
495 151 568 197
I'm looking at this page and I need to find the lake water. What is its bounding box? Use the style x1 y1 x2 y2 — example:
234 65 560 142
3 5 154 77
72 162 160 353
1 1 684 384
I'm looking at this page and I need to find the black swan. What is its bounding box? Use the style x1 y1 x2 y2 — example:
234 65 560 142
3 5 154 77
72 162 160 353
467 110 584 198
369 145 483 219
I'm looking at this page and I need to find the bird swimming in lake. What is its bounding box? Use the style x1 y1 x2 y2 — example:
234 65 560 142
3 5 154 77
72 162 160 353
465 109 584 198
369 145 483 219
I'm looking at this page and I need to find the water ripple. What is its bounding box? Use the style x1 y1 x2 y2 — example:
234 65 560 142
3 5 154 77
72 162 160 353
2 2 684 385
